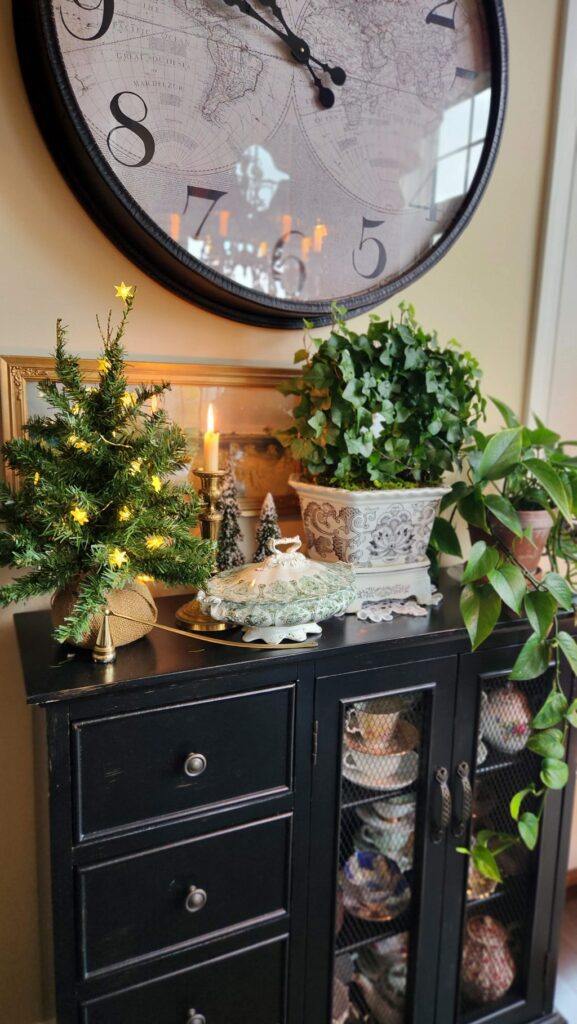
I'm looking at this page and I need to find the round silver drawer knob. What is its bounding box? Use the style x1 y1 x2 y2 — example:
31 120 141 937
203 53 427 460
187 1010 206 1024
184 752 207 777
185 885 208 913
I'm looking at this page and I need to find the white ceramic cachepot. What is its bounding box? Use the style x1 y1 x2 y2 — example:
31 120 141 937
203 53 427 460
289 476 450 611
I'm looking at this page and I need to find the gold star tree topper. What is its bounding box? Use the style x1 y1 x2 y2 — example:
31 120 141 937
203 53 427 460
114 282 134 302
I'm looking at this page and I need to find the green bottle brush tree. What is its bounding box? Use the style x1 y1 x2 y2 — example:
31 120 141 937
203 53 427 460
0 285 214 645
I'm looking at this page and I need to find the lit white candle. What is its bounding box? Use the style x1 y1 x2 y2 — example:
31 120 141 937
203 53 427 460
203 403 220 472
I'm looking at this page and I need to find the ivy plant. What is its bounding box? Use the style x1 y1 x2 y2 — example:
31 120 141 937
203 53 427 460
278 304 485 490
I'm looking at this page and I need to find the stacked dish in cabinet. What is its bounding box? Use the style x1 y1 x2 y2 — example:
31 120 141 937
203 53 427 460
332 694 422 1023
459 674 554 1021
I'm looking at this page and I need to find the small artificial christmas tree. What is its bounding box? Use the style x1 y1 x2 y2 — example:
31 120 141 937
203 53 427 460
254 492 281 562
0 284 214 644
216 465 244 571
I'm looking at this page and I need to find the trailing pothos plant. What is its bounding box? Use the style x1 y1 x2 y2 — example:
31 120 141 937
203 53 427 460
433 400 577 882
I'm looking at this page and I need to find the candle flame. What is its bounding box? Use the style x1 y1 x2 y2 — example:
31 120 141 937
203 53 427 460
207 403 215 433
169 213 181 242
313 223 328 253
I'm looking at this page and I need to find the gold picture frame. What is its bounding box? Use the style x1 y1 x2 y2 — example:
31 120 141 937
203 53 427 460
0 357 300 516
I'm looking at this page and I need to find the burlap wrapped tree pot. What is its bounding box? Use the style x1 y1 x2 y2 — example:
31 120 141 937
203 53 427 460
51 579 157 649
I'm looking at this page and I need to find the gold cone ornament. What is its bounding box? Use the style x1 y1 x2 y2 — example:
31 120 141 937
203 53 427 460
92 608 116 664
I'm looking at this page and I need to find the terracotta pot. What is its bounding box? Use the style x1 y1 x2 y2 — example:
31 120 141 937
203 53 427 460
470 508 553 573
51 578 157 648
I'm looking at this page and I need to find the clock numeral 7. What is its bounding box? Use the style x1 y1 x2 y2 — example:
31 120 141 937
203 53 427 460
107 93 155 168
61 0 114 40
353 217 387 280
183 187 228 238
426 0 457 30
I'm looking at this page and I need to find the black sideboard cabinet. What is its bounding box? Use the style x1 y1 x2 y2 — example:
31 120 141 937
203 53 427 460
15 574 576 1024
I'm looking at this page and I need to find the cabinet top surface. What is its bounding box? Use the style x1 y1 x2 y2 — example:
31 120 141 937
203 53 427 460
14 571 527 705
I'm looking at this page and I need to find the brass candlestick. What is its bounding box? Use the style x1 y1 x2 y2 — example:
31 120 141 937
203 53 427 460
175 468 229 632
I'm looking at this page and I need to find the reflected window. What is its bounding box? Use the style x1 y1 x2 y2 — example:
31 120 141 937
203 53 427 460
435 88 490 204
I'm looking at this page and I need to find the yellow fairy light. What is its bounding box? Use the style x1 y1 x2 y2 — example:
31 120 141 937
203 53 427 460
71 402 81 415
145 534 166 551
118 506 132 521
33 472 40 486
135 573 155 583
98 356 112 374
70 507 89 526
121 391 137 408
114 282 134 302
74 439 90 452
108 547 128 569
67 434 78 445
150 474 162 492
129 458 143 475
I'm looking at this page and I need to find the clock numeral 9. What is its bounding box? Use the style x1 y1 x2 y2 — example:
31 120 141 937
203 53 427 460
426 0 456 30
353 217 387 280
107 93 155 168
61 0 114 40
272 231 306 297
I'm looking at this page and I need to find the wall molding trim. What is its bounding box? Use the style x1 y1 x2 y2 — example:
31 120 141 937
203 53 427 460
526 0 577 421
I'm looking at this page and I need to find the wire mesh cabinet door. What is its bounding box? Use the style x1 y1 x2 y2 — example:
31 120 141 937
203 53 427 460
304 654 458 1024
437 644 576 1024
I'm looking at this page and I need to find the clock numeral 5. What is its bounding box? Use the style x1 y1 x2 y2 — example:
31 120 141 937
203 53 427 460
183 187 228 238
353 217 387 280
426 1 456 30
61 0 114 40
272 230 306 296
107 93 155 168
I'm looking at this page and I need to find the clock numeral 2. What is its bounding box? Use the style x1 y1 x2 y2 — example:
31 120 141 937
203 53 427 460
183 187 228 238
61 0 114 40
353 217 387 280
425 1 456 30
107 93 155 168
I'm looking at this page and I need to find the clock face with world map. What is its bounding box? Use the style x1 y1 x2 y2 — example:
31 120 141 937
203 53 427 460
15 0 507 326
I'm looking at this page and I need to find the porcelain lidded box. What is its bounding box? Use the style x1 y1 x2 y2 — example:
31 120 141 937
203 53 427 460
198 537 355 643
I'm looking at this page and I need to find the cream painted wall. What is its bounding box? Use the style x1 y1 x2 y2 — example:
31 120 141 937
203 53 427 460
0 1 566 1021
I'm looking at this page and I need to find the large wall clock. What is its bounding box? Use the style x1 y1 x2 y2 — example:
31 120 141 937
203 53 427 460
14 1 507 327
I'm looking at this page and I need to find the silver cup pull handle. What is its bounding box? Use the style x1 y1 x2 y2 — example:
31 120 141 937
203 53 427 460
184 752 207 778
187 1011 206 1024
185 885 208 913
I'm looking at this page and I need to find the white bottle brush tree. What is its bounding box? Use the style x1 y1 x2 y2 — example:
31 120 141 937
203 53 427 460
254 492 281 561
216 464 244 571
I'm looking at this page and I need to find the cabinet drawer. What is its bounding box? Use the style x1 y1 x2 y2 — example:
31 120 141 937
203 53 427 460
79 815 291 976
82 937 287 1024
73 686 294 839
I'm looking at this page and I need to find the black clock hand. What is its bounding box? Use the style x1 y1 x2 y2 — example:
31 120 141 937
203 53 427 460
255 0 346 86
221 0 344 108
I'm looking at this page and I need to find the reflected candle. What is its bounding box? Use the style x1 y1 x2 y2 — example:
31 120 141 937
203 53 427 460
203 403 220 472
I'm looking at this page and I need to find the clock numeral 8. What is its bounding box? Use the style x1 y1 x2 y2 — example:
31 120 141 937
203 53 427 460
353 217 387 280
107 93 155 169
61 0 114 40
272 231 306 297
